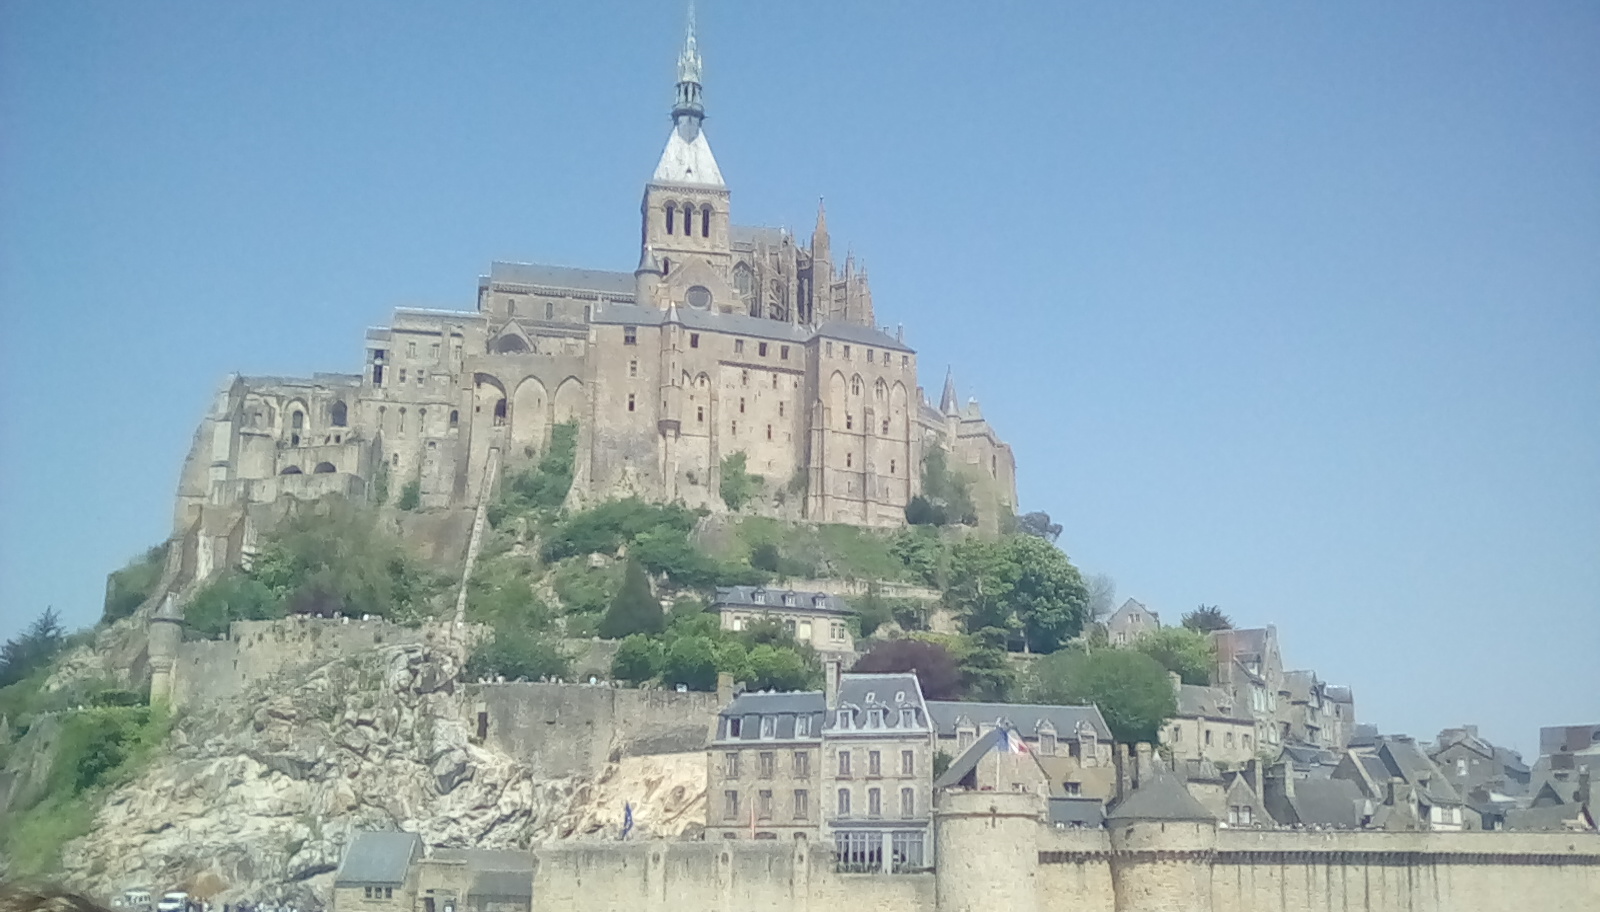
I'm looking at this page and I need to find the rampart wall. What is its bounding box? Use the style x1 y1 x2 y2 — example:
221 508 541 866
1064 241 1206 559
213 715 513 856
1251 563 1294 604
466 682 720 779
169 618 438 708
530 791 1600 912
531 841 934 912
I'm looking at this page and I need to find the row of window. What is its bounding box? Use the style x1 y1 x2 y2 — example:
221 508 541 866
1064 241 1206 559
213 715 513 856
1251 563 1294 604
1169 725 1252 752
1226 804 1255 826
824 341 909 370
720 786 918 822
725 615 847 643
835 830 925 873
954 730 1097 762
360 888 394 900
727 714 814 739
722 747 918 779
834 748 918 777
664 201 713 238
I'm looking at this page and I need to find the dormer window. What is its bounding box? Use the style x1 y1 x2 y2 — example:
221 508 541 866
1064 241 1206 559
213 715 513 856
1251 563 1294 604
729 718 743 737
760 716 775 739
900 709 915 728
837 710 852 730
753 591 766 605
796 715 811 737
867 709 884 728
813 595 826 608
783 593 796 607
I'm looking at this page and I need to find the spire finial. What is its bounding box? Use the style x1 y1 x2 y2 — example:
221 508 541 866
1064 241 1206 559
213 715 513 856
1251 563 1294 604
672 1 705 138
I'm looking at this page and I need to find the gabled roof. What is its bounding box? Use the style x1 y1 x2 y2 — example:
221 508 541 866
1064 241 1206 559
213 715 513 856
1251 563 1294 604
652 126 725 187
828 673 931 733
1107 771 1215 822
334 832 421 887
1177 684 1252 722
925 701 1113 742
486 261 637 296
1288 779 1368 829
1377 738 1463 806
1048 797 1105 828
1505 803 1597 833
932 726 1014 789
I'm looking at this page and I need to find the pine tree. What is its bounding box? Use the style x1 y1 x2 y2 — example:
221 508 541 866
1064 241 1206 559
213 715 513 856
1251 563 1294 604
599 560 664 639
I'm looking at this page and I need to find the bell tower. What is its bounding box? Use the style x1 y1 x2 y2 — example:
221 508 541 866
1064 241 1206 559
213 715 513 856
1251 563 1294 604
640 3 733 310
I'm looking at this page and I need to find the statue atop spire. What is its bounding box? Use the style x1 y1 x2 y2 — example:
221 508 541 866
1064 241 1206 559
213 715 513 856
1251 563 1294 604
672 1 705 141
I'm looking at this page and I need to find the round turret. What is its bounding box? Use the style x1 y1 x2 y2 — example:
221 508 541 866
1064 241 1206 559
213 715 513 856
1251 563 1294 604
1106 771 1218 912
934 790 1043 912
147 593 184 705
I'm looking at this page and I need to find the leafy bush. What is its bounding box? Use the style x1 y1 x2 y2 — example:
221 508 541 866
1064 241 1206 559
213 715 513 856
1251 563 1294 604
661 635 719 691
611 634 664 684
102 542 169 623
466 562 554 632
250 501 437 621
599 560 665 639
370 460 391 506
914 446 977 526
1131 626 1215 685
465 627 572 681
1024 648 1177 743
750 542 781 573
490 421 579 526
183 572 283 639
948 534 1089 654
719 451 764 511
397 479 422 511
852 638 964 700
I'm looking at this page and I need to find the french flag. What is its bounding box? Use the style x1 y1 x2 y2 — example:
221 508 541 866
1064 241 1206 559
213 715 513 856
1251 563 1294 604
1002 729 1029 754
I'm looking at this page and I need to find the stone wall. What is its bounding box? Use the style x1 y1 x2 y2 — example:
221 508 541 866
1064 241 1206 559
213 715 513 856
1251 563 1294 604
169 618 438 709
531 841 935 912
467 683 719 779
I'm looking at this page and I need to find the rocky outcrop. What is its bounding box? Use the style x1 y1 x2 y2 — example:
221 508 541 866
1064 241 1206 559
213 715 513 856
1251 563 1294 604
55 642 706 905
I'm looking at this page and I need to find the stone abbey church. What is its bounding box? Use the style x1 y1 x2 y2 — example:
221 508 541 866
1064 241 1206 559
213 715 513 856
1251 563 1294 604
173 20 1016 573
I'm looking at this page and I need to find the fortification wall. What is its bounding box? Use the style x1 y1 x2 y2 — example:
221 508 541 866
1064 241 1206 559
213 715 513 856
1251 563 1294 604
531 841 934 912
169 618 436 708
1207 829 1600 912
467 682 719 779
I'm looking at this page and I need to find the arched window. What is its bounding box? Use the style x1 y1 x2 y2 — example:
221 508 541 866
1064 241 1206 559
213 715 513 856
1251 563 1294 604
665 202 676 235
329 401 348 427
280 465 303 475
851 377 863 396
494 334 530 354
398 408 407 433
661 257 671 275
313 462 336 474
875 380 887 401
493 399 507 426
291 411 305 430
449 409 459 427
701 205 711 238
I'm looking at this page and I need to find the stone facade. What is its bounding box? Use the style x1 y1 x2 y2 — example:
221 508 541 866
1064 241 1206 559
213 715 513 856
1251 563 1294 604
167 18 1017 583
711 586 855 661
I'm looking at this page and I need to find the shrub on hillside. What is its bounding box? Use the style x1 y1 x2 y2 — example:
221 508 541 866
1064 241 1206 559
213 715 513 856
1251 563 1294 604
611 634 664 684
852 638 964 701
490 421 579 525
102 543 169 624
719 451 763 511
599 560 665 639
183 572 282 639
465 627 572 681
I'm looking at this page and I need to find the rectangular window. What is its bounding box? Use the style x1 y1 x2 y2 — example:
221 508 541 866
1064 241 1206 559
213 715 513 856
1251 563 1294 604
766 424 773 440
867 348 874 362
725 752 740 779
891 832 924 872
900 787 915 818
408 341 417 357
902 355 909 368
430 342 440 358
836 831 876 873
794 750 810 778
868 750 881 777
624 326 637 345
758 342 768 357
826 341 833 357
837 788 851 817
760 751 775 778
1039 733 1056 756
724 790 740 821
795 715 811 737
1205 730 1213 746
629 359 638 377
690 333 700 348
760 716 775 738
842 344 851 359
416 371 424 386
868 787 882 817
838 750 851 777
780 345 790 360
901 750 914 776
793 788 809 819
739 397 746 413
546 301 555 320
1063 781 1081 796
778 402 785 417
1225 732 1235 748
758 789 774 820
627 394 636 412
735 339 745 354
398 368 407 383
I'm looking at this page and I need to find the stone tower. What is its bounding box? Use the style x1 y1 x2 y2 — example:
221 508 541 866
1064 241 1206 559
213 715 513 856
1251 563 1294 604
638 7 734 312
934 790 1043 912
1104 771 1217 912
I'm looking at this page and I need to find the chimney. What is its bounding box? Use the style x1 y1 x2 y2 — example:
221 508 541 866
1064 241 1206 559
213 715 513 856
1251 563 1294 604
1134 742 1154 788
1241 758 1261 794
1168 671 1182 701
824 660 841 709
716 672 734 706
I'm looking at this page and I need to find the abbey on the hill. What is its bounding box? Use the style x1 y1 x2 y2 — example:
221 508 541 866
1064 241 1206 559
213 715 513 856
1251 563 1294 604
172 15 1016 568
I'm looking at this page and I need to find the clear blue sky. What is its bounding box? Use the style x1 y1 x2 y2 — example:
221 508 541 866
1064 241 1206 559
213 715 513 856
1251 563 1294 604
2 1 1596 754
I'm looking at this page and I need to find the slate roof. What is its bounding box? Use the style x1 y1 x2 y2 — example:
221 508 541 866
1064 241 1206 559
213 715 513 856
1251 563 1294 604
487 261 637 296
652 124 725 187
1287 779 1368 829
730 225 789 247
334 832 420 887
712 691 825 744
925 701 1113 742
932 726 1013 789
1377 738 1463 806
827 673 931 733
430 849 533 899
1107 771 1215 822
1049 797 1106 828
1504 803 1597 833
712 587 851 615
1177 684 1252 722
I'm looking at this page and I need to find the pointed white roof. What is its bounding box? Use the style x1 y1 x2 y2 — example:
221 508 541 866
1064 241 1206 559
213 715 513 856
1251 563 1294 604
652 127 724 188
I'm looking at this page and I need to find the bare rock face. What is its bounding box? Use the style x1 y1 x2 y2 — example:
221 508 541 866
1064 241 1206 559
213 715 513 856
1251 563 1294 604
57 643 705 905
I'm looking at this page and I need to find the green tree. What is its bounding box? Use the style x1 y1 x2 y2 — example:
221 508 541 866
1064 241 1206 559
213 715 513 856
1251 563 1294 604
852 638 964 700
910 631 1015 701
490 421 579 525
610 634 664 684
948 535 1090 653
916 446 977 526
852 584 893 639
0 608 68 688
719 451 764 511
1131 626 1215 685
183 572 282 639
102 543 169 624
661 635 720 691
890 527 948 588
465 627 572 681
750 542 781 573
1024 649 1176 743
396 478 422 511
250 501 432 620
743 644 816 692
599 559 665 639
1181 605 1234 632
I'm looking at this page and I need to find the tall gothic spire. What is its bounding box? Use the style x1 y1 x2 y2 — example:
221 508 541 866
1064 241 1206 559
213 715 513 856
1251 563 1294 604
940 368 959 416
672 2 705 141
